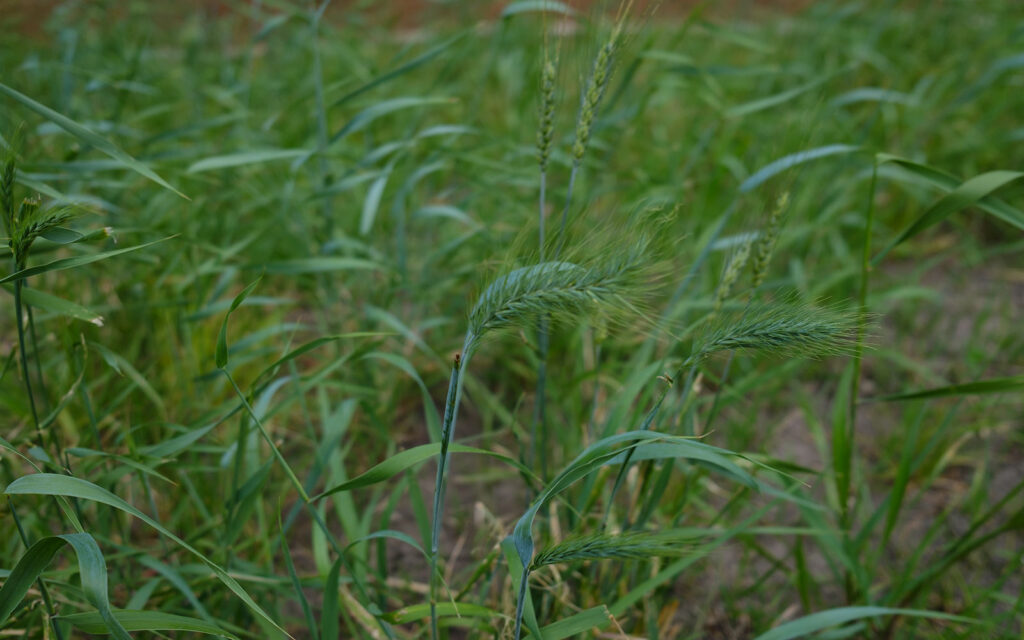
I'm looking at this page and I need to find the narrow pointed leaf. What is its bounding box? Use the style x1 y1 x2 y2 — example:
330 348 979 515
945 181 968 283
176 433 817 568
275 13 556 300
0 82 185 198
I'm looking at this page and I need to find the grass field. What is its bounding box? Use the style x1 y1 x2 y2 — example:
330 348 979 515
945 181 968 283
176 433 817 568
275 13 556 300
2 1 1023 638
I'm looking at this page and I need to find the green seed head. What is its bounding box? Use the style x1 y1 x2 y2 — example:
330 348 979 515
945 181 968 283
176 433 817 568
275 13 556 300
711 238 753 318
537 59 557 170
752 191 788 288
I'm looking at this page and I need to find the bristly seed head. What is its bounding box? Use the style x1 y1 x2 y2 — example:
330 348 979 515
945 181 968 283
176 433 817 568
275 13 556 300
695 299 861 361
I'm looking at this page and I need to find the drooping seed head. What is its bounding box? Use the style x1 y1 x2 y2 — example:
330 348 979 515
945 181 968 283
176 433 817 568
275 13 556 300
696 299 860 361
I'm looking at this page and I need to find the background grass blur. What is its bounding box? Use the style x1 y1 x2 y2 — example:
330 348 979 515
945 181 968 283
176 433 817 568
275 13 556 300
1 1 1022 638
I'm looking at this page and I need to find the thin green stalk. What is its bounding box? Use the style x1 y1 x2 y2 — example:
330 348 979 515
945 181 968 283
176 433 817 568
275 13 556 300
842 160 877 601
429 335 472 640
310 0 333 240
13 274 43 451
221 369 310 503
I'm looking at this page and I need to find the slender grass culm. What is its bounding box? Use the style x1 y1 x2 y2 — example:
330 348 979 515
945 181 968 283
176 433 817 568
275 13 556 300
535 0 631 483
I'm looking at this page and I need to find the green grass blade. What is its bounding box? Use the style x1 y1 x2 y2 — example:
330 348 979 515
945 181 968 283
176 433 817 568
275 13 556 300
5 285 103 326
217 277 262 369
532 606 611 639
0 82 185 198
873 375 1024 401
752 606 975 640
875 170 1024 262
187 149 310 173
330 96 452 143
60 609 237 637
381 602 503 624
0 533 131 639
740 145 860 193
312 443 535 500
248 257 384 274
0 237 174 285
501 1 577 17
3 474 290 638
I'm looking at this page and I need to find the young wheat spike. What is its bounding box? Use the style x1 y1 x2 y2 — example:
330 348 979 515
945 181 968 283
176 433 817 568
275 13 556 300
1 148 15 231
537 58 557 174
710 238 753 319
752 191 788 288
572 31 620 164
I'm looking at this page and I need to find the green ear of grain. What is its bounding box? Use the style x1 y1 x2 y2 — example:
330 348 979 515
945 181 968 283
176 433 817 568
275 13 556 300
0 533 131 640
59 610 238 638
216 276 262 369
3 474 291 638
0 82 185 199
752 606 976 640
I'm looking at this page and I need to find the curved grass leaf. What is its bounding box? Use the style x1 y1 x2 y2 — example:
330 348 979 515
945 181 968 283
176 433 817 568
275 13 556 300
60 609 237 638
753 606 974 640
501 1 577 18
740 145 860 193
3 474 290 638
873 375 1024 402
533 606 611 640
875 169 1024 262
0 82 185 198
216 277 262 369
0 237 173 285
382 601 504 625
187 149 310 173
313 443 535 500
5 285 103 326
249 257 383 274
0 533 130 640
331 96 452 143
876 154 1024 230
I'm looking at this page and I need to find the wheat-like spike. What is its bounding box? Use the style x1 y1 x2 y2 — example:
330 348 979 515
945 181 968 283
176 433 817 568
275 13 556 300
752 191 788 288
710 238 753 318
572 25 622 164
1 145 16 235
537 58 557 171
531 530 703 569
696 300 860 360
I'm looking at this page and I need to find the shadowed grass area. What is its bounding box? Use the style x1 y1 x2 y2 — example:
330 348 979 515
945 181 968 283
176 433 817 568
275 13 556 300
1 1 1022 638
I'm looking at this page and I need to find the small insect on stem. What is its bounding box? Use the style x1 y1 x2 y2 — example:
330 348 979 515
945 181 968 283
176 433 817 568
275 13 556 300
659 373 674 386
454 352 461 370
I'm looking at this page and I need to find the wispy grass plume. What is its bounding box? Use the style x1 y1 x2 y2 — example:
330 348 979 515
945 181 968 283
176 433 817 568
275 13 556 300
695 299 860 361
467 241 655 355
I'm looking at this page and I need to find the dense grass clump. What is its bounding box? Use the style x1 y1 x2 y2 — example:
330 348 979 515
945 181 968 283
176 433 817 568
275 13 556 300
1 1 1023 639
